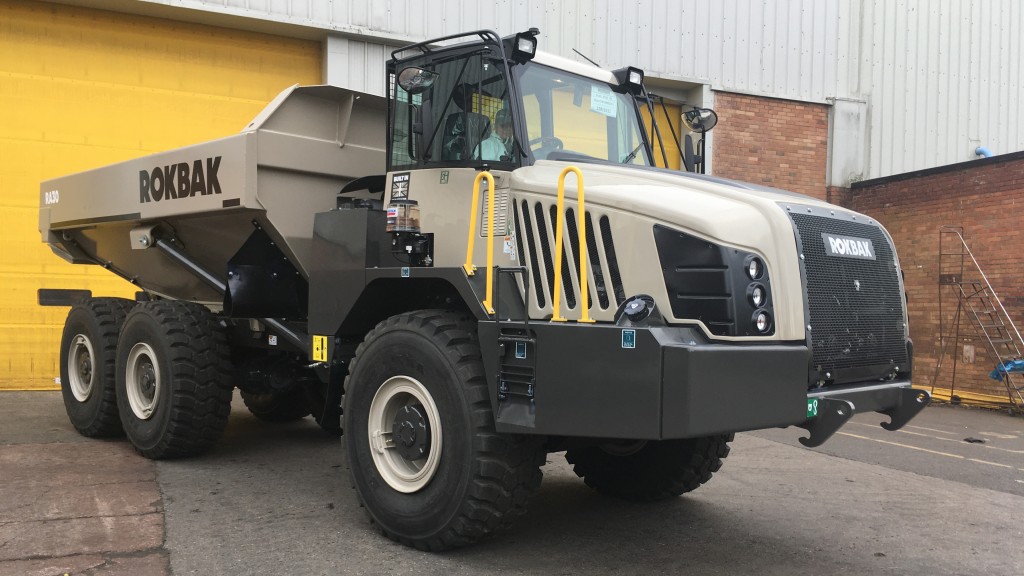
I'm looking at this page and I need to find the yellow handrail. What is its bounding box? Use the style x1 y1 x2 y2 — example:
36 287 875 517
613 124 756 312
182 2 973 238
551 166 594 323
463 171 496 314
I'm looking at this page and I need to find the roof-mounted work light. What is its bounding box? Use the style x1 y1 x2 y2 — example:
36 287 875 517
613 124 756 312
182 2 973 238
612 66 645 95
512 28 540 63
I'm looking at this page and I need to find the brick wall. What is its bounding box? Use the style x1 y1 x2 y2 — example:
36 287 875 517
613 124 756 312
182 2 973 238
712 91 829 200
848 152 1024 400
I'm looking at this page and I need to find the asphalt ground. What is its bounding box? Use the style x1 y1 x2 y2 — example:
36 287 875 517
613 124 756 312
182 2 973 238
1 391 1022 576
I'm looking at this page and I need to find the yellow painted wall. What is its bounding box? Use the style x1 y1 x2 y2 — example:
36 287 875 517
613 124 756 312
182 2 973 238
0 0 321 389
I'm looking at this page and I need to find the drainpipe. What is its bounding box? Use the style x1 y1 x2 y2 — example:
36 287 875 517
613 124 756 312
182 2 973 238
975 146 993 158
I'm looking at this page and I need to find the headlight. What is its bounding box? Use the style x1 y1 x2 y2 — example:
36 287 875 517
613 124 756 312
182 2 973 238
753 310 772 333
748 284 766 307
746 256 763 280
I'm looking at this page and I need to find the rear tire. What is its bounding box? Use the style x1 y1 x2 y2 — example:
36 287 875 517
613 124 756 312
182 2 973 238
59 298 134 437
565 435 733 501
344 310 545 551
115 301 233 459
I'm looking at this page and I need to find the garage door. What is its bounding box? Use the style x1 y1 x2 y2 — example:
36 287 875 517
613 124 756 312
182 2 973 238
0 0 321 389
640 100 683 170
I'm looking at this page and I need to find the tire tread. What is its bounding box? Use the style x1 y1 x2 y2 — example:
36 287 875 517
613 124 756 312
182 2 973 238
566 434 733 501
118 301 232 459
60 297 135 437
345 309 545 551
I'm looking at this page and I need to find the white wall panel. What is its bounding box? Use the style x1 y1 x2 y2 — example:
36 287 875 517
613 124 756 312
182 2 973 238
142 0 839 102
839 0 1024 179
324 36 396 97
129 0 1024 181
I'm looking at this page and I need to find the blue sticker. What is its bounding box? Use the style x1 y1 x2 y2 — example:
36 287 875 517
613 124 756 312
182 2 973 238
401 267 410 278
515 341 527 359
622 329 636 349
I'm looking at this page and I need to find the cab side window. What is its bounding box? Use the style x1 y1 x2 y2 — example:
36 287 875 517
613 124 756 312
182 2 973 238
389 49 516 170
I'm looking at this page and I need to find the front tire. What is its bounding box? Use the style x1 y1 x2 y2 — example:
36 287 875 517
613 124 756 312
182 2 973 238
59 298 135 437
565 435 733 501
344 310 545 551
115 301 233 459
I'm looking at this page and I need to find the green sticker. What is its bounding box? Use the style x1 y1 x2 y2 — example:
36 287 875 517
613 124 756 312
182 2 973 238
806 398 819 418
440 170 449 184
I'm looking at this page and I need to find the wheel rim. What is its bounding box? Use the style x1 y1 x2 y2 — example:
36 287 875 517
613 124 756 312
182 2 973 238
67 334 96 402
125 342 161 420
367 375 443 493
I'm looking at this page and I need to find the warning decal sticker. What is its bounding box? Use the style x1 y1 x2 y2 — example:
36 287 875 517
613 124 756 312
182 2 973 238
312 335 328 362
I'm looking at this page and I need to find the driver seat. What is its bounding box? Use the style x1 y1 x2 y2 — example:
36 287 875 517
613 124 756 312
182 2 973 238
441 112 490 161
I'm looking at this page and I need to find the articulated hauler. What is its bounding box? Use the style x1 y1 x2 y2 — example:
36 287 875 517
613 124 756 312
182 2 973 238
39 29 929 550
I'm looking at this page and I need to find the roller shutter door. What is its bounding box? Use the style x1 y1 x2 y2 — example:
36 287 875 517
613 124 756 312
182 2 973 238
0 0 321 388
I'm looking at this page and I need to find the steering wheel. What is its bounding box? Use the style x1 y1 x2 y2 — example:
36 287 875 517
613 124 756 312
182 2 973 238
529 136 564 159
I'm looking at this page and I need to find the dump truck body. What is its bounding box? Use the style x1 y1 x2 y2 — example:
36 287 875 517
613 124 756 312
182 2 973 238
41 85 387 304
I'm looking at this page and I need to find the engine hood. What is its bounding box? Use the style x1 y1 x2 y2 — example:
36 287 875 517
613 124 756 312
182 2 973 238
509 160 844 254
506 160 862 341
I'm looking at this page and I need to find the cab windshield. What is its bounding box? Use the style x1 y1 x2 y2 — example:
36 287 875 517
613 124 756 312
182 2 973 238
515 62 652 165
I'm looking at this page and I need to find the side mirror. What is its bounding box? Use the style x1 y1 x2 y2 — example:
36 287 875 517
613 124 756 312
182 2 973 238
398 67 438 95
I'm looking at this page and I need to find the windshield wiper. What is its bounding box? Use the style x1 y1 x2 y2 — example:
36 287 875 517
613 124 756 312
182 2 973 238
622 143 643 164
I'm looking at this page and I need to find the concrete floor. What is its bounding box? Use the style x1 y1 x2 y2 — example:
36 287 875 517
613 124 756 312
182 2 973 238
1 392 1021 576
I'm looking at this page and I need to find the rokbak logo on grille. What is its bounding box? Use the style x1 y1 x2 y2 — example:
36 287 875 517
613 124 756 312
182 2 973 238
821 233 875 260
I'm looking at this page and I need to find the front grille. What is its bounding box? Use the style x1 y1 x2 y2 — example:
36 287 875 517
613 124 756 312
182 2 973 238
790 212 908 383
516 200 546 308
513 200 620 314
550 205 576 309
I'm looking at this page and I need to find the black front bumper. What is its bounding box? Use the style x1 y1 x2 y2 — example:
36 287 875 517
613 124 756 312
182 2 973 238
480 322 929 443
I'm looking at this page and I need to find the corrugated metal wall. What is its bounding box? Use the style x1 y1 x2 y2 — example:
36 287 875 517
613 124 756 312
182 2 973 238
590 0 839 103
838 0 1024 179
147 0 841 102
148 0 1023 181
324 36 394 96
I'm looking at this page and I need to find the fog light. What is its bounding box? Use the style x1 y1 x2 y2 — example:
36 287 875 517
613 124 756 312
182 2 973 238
753 310 772 333
749 284 766 307
746 257 763 280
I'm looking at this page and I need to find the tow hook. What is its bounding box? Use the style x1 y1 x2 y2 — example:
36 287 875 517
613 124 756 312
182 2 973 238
796 398 855 447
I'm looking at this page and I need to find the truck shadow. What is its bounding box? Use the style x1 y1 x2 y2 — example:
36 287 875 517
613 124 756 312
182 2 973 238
157 400 897 575
449 468 861 576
